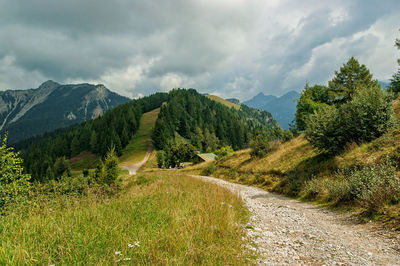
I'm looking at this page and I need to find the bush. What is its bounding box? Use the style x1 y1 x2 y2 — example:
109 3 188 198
157 150 167 168
215 146 234 159
0 136 31 210
306 86 395 155
346 160 400 212
250 135 277 158
201 162 216 176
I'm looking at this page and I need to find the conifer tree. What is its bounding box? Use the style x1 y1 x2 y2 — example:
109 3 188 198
328 57 379 104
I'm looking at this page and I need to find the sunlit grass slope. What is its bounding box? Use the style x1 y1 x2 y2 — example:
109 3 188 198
120 108 159 165
205 94 241 110
0 173 254 265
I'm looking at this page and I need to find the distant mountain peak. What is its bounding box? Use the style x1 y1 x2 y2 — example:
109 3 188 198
39 80 60 89
0 81 130 143
243 90 300 129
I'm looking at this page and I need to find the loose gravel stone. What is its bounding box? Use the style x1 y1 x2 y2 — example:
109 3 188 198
191 175 400 265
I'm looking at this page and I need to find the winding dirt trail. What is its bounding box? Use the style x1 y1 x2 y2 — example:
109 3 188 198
121 144 153 175
191 175 400 265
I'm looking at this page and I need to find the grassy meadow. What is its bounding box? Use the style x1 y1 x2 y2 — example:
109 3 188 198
0 172 254 265
119 108 160 165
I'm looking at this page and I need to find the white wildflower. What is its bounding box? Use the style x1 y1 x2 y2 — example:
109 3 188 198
128 241 140 248
123 258 131 261
115 251 122 256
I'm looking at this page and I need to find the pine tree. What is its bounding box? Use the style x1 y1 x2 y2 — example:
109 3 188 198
90 131 97 153
70 135 80 156
102 146 119 186
328 57 379 104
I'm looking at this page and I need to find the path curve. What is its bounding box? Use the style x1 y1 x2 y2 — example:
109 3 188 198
190 175 400 265
121 143 153 175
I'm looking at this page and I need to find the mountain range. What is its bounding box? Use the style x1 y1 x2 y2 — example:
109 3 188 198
243 91 300 129
0 80 130 143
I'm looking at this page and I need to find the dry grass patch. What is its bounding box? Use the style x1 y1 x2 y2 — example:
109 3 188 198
0 172 254 265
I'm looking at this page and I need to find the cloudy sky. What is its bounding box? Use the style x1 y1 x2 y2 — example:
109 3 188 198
0 0 399 100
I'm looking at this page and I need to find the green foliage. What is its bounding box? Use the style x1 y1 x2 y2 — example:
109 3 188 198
295 83 330 131
201 162 216 176
161 142 197 168
156 150 167 168
53 156 71 180
303 159 400 212
346 160 400 212
328 57 379 104
306 86 394 155
0 136 31 210
388 69 400 95
215 146 234 159
93 146 120 186
249 134 277 158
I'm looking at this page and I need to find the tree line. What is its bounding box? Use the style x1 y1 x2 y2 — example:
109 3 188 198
152 89 283 167
16 93 168 182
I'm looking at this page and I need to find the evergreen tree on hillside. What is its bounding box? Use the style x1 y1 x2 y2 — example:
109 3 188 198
328 57 379 104
389 70 400 95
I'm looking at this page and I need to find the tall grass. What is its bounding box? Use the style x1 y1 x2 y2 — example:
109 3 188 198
0 173 254 265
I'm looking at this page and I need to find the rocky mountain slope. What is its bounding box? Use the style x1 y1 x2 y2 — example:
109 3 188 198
243 91 299 129
0 80 130 143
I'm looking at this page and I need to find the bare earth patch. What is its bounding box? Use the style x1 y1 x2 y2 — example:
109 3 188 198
191 175 400 265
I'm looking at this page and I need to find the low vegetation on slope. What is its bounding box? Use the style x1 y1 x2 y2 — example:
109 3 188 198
0 172 254 264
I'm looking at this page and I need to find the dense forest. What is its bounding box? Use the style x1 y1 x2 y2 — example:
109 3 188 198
16 93 168 182
152 89 286 167
152 89 280 151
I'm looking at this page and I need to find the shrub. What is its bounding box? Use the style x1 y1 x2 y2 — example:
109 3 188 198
201 162 216 176
215 146 234 159
156 150 167 168
249 135 277 158
0 136 31 210
346 160 400 212
306 86 395 155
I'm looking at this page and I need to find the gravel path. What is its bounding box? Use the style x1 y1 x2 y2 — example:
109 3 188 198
191 175 400 265
121 144 153 175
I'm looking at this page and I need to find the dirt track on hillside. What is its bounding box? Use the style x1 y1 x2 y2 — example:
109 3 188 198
191 175 400 265
121 144 153 175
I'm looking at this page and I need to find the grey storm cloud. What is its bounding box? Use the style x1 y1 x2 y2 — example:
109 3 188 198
0 0 399 100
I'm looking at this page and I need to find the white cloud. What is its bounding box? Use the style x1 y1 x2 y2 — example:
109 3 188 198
0 0 399 99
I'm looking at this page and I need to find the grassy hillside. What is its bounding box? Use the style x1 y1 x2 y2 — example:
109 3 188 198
184 120 400 222
205 94 241 110
0 172 254 264
120 108 160 165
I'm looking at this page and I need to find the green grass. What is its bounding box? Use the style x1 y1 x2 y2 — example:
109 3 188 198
69 151 99 171
0 173 255 265
119 108 160 165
